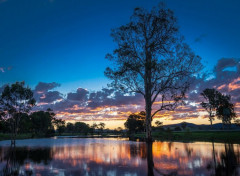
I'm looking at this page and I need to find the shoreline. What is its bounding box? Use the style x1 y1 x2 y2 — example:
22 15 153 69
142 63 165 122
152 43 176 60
1 131 240 144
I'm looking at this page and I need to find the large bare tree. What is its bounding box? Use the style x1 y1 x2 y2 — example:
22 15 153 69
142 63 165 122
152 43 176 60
105 4 202 141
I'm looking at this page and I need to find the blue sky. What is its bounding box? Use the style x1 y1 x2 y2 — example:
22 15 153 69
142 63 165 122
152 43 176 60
1 0 240 127
0 0 239 93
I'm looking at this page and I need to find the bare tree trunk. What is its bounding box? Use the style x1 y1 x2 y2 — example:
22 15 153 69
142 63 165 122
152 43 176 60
145 85 152 142
10 119 15 146
209 110 213 129
212 140 217 173
210 117 213 129
13 120 16 146
145 51 152 142
10 115 19 146
146 111 152 141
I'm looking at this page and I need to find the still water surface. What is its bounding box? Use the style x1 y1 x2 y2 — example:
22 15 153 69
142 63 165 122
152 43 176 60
0 138 239 176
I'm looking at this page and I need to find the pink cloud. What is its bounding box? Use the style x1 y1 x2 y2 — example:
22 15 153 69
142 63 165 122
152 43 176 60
0 67 5 73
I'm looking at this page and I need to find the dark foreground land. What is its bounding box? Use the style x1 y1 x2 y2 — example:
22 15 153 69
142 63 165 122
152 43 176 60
134 131 240 143
1 131 240 143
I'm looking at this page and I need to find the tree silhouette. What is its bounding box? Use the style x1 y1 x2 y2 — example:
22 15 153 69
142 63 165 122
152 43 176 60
91 122 98 135
235 119 240 127
200 88 221 128
124 111 145 134
214 143 239 176
30 109 57 136
105 3 202 141
0 82 35 145
155 120 163 127
201 88 236 129
216 94 236 129
181 121 187 130
66 122 74 133
98 122 106 135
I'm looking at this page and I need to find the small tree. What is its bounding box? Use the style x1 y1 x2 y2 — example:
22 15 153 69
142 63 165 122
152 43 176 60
116 127 123 135
155 120 163 127
66 122 74 133
0 82 35 145
154 120 163 132
181 122 187 130
98 122 106 135
30 109 57 136
91 123 98 135
74 122 90 135
235 119 240 127
200 88 221 127
216 94 236 129
18 113 32 133
53 119 65 135
105 4 202 141
124 111 145 134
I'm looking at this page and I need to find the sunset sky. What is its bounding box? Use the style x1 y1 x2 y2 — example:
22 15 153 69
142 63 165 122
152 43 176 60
0 0 240 129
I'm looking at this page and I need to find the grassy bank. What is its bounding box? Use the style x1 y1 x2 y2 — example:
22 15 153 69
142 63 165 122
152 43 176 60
134 131 240 143
0 133 120 141
1 131 240 144
0 133 33 141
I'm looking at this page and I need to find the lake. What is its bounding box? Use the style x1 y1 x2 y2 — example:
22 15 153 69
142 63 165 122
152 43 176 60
0 138 239 176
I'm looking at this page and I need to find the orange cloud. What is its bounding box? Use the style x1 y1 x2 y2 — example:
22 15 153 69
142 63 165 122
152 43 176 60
229 77 240 91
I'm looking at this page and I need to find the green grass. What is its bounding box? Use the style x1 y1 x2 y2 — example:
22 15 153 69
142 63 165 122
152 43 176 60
1 131 240 143
0 133 33 141
134 131 240 143
0 132 120 141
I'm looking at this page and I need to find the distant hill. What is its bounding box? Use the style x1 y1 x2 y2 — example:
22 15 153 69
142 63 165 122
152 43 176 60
163 122 240 131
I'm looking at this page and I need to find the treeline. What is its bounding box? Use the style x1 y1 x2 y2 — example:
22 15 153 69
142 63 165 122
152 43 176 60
57 122 106 135
0 109 64 137
0 108 108 137
0 82 108 144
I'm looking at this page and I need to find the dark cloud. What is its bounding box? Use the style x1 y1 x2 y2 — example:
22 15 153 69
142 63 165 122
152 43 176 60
35 87 144 121
34 82 62 104
67 88 89 101
39 91 62 103
214 58 238 73
88 89 143 109
35 82 60 92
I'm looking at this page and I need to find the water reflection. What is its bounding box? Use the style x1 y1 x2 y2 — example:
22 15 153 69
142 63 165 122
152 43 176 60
208 142 240 176
0 138 239 176
0 146 52 176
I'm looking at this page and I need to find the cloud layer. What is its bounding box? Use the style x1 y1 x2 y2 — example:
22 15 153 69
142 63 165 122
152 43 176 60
0 58 239 124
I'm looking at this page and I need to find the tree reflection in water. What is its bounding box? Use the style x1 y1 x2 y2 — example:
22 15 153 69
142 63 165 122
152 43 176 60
208 141 240 176
0 146 52 176
0 138 239 176
2 146 20 176
147 142 178 176
147 142 154 176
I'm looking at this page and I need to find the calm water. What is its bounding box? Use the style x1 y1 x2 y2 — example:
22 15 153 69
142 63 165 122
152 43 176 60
0 138 239 176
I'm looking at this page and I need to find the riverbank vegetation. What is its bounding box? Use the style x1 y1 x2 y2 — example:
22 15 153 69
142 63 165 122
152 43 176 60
133 131 240 143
